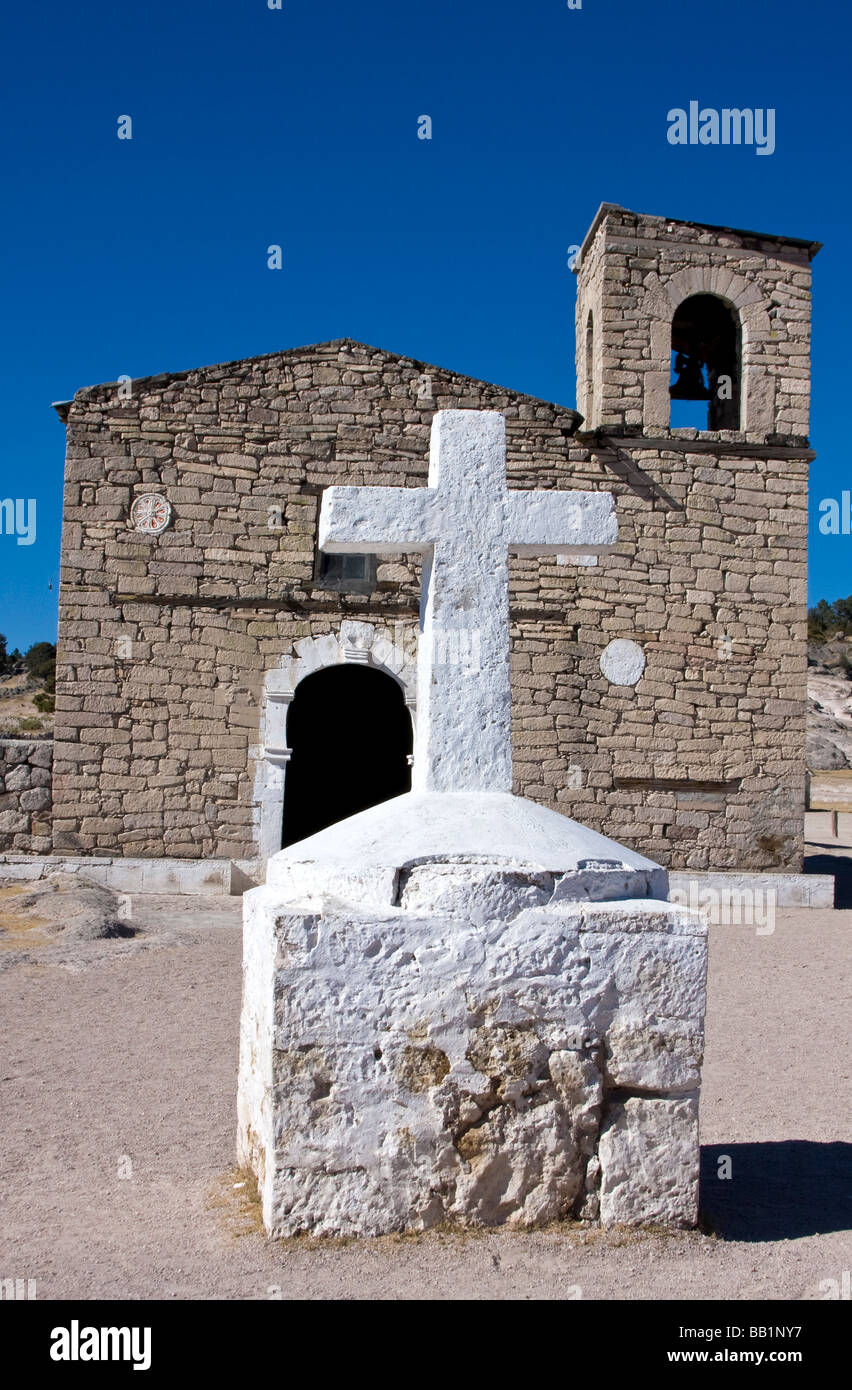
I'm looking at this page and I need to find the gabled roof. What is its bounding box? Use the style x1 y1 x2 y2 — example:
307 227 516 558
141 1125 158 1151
51 338 583 427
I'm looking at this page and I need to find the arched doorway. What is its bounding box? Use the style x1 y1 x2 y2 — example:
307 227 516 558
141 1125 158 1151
281 664 413 848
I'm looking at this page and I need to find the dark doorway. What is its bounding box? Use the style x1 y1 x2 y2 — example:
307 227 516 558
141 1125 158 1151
281 665 413 848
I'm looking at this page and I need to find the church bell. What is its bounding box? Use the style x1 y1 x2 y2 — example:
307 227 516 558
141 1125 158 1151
670 352 710 400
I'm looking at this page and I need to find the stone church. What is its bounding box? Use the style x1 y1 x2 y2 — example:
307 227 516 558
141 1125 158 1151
46 203 818 878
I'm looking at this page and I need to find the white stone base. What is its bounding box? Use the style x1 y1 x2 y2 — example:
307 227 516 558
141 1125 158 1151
237 871 707 1236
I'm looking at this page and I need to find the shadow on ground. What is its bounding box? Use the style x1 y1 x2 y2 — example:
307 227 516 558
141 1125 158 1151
805 850 852 907
700 1142 852 1241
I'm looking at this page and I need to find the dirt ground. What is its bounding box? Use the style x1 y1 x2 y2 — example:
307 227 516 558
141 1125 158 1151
0 868 849 1301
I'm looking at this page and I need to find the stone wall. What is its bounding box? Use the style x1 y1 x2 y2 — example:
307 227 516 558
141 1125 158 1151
51 209 813 872
0 741 53 853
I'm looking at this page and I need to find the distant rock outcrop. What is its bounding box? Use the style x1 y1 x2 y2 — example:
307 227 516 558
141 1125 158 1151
808 638 852 770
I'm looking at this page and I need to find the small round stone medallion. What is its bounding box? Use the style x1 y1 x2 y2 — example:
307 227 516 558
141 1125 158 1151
600 638 646 687
130 493 172 535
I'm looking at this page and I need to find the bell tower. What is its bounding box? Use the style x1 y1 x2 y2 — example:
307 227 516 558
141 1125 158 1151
574 203 819 441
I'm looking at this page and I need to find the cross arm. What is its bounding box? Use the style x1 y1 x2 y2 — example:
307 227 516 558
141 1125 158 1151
319 486 434 555
506 489 618 555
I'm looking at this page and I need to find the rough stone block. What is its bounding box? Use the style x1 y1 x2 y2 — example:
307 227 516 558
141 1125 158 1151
4 764 32 793
598 1095 699 1227
238 865 706 1237
19 787 51 813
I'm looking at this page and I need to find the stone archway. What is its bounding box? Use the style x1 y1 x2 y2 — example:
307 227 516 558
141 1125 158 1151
254 621 416 860
281 664 413 847
640 266 773 434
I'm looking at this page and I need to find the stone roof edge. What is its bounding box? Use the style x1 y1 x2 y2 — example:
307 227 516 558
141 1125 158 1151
51 338 584 427
575 202 821 270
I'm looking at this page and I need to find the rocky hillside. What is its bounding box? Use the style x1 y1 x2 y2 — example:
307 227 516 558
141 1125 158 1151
808 638 852 770
0 672 54 739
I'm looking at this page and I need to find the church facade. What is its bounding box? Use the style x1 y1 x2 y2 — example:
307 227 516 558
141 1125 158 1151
49 203 819 875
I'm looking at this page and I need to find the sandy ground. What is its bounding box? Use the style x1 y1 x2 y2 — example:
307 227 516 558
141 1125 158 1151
0 871 849 1302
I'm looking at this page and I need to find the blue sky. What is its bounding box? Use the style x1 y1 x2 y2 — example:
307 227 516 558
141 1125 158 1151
0 0 848 652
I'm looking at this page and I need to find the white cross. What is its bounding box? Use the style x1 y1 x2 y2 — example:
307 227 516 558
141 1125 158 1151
319 410 617 794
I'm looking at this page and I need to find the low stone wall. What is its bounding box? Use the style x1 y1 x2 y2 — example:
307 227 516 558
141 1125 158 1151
0 853 235 894
0 741 53 853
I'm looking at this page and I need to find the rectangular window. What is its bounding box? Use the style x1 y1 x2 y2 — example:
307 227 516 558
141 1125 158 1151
314 550 378 595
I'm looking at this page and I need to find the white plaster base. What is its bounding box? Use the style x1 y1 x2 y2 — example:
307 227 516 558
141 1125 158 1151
237 866 707 1236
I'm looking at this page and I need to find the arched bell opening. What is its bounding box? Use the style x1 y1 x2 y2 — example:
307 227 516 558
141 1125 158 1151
670 293 741 430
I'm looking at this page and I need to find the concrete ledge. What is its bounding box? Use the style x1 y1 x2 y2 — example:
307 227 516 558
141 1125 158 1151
668 871 834 909
0 855 235 896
